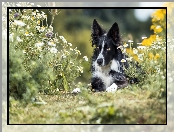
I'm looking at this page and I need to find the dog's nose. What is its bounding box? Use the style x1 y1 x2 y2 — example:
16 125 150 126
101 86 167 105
97 58 103 65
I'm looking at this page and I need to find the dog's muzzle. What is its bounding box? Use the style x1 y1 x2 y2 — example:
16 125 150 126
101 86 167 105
97 58 103 66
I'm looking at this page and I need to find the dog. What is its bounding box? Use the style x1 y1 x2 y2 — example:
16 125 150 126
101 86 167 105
91 19 131 92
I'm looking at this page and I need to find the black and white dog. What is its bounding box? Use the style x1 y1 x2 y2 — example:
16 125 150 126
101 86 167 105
91 19 131 92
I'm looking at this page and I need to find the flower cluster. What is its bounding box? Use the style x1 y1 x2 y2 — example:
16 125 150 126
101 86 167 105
9 8 87 94
123 8 166 86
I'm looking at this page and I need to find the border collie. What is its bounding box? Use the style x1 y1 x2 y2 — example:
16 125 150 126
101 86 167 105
91 19 130 92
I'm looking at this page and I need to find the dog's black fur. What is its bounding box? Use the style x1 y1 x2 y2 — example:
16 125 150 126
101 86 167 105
91 19 135 92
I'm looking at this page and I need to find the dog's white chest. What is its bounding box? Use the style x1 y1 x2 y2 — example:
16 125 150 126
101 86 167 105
93 70 113 89
92 59 121 89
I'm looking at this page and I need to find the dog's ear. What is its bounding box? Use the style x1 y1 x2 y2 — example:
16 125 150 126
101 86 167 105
107 22 121 46
91 19 104 47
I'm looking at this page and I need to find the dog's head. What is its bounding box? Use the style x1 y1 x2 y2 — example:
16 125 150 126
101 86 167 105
91 19 121 67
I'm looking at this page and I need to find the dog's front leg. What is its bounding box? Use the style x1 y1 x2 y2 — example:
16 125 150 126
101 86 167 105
109 70 128 89
91 77 105 92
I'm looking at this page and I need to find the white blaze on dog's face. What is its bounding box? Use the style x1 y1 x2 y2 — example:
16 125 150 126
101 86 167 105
92 19 121 67
95 35 117 67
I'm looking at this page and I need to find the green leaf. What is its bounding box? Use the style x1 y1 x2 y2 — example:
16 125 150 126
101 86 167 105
62 74 69 91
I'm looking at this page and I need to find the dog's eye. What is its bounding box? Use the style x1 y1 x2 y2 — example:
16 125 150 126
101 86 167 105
107 48 110 51
96 46 102 50
96 47 100 50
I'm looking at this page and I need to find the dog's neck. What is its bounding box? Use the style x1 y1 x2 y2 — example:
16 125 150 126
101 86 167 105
95 59 120 75
100 61 112 75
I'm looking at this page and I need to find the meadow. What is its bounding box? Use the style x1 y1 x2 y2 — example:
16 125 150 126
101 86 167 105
7 2 167 124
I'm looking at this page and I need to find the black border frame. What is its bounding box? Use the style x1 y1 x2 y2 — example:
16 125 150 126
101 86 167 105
7 6 167 125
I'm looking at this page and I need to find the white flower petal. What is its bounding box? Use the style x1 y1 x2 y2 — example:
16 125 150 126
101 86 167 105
83 56 88 61
50 47 58 53
14 20 26 26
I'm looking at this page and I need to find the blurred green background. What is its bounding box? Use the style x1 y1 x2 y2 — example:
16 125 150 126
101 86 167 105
41 8 154 83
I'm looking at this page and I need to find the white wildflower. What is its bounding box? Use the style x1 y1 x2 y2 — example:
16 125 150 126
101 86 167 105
138 54 144 61
156 25 161 29
133 48 138 54
22 50 26 54
14 20 26 26
35 42 44 47
64 51 70 55
9 33 14 42
40 26 45 32
70 61 74 64
77 66 83 73
29 32 34 36
17 36 23 42
156 67 160 73
160 88 164 92
117 45 123 50
126 57 133 61
48 41 56 46
123 43 128 48
120 59 126 62
128 40 133 43
61 54 66 58
50 47 58 53
32 11 36 16
36 26 40 30
75 48 81 55
137 46 146 50
27 25 30 29
142 37 147 39
122 49 126 53
161 76 165 79
83 56 88 61
24 32 29 36
59 36 67 44
49 25 53 31
68 43 72 46
36 13 42 19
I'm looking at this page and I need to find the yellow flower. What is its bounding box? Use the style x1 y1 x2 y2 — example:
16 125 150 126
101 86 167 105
152 9 166 21
125 48 139 62
148 53 154 60
142 38 151 47
154 53 160 60
31 16 35 20
132 55 139 62
142 35 157 47
37 20 40 25
154 26 163 34
126 48 133 55
25 31 29 36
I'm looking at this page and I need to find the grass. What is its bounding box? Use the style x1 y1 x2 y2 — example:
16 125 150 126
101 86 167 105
9 84 166 124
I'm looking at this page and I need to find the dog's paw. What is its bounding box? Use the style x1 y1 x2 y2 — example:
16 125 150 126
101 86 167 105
106 83 118 92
